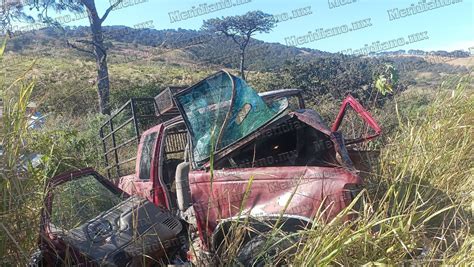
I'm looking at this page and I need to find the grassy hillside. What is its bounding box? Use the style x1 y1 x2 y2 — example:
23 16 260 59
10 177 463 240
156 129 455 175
1 48 287 117
6 26 330 72
2 26 470 122
2 52 470 120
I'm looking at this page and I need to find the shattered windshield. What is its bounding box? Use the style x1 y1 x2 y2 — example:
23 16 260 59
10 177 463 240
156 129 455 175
175 71 285 165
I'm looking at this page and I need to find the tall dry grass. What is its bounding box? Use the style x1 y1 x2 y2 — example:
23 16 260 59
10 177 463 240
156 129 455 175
0 41 101 266
281 77 471 266
0 39 46 265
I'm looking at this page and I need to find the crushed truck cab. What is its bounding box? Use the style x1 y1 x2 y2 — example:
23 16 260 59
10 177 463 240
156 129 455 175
33 70 381 265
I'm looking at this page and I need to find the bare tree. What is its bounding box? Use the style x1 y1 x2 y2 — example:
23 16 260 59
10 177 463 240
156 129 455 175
202 11 275 80
71 0 123 115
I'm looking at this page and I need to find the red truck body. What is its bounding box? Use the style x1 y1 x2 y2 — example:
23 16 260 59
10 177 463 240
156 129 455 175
112 71 380 249
34 70 381 265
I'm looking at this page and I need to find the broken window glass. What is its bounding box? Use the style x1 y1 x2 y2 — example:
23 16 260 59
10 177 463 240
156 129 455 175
50 175 123 231
217 76 282 150
139 132 157 180
175 72 285 165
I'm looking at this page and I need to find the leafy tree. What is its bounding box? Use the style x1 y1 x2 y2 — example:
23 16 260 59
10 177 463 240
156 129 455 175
374 64 398 96
2 0 124 115
0 1 34 33
278 56 404 107
202 11 275 80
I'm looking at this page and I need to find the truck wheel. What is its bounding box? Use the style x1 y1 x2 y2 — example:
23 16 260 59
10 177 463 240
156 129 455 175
235 235 294 267
28 249 44 267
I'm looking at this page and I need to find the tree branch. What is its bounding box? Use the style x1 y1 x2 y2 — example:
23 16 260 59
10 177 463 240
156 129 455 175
101 0 123 23
76 39 107 55
222 31 244 49
67 40 94 56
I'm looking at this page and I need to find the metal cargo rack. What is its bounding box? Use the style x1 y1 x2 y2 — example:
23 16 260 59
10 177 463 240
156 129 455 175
99 86 188 180
100 98 157 179
154 86 188 121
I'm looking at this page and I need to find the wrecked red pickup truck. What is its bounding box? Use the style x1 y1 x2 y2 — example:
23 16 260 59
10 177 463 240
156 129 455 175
31 70 381 266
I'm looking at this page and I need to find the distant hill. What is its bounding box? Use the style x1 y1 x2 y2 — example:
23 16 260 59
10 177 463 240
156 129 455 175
7 25 472 78
6 26 333 72
6 25 472 72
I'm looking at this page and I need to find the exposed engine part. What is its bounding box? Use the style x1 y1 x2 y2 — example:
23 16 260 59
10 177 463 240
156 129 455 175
63 196 183 266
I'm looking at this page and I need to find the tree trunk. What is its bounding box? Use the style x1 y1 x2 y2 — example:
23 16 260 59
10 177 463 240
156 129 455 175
84 0 111 115
93 37 111 115
239 51 246 81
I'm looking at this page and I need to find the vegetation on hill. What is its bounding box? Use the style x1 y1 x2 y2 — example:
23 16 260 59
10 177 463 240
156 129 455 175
7 26 470 73
3 26 469 120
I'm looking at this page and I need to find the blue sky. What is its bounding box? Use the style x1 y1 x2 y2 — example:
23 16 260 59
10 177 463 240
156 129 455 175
24 0 474 52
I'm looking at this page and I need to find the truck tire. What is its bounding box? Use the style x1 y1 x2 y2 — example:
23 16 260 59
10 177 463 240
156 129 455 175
235 235 294 267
